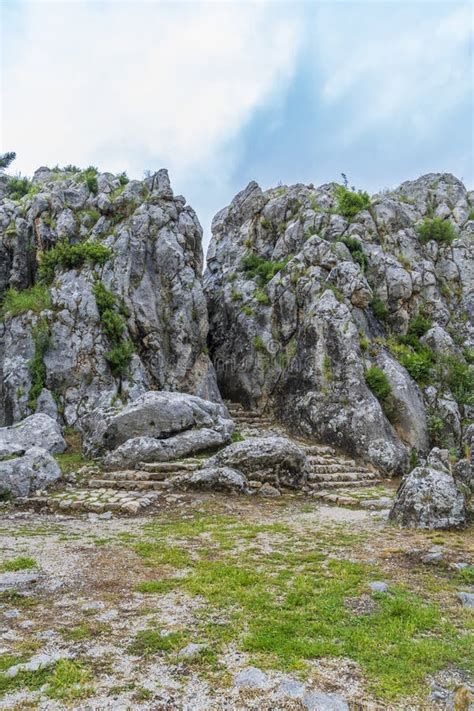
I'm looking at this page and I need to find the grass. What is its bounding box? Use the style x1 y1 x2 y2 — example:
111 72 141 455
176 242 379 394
1 285 51 319
241 253 291 285
128 513 472 702
0 658 92 701
417 217 456 245
335 185 370 219
38 241 112 285
0 556 37 572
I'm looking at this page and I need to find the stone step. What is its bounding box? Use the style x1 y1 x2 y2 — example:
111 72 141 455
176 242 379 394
98 470 169 482
309 464 372 475
308 470 378 483
301 445 336 456
44 489 159 515
89 478 170 491
137 460 202 473
309 478 382 490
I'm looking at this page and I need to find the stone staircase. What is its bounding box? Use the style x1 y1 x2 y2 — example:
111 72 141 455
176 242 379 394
31 401 385 515
227 402 382 497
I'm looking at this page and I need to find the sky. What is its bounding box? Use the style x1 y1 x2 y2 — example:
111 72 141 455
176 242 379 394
1 0 473 250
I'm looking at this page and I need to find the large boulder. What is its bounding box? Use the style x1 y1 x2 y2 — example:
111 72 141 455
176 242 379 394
171 466 248 493
84 391 234 468
0 446 61 498
205 173 473 472
0 168 220 431
206 436 309 488
0 414 66 456
389 460 467 529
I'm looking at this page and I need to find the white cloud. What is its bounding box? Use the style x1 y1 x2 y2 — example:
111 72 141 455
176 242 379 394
312 3 473 141
1 1 302 185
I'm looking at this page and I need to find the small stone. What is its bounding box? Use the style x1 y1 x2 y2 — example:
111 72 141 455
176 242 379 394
258 483 281 498
3 609 20 619
19 620 33 629
248 480 262 489
177 643 206 660
277 677 305 698
98 511 113 520
5 652 66 678
457 592 474 608
81 601 104 613
452 562 469 571
234 666 270 690
422 551 444 564
303 690 349 711
369 581 388 593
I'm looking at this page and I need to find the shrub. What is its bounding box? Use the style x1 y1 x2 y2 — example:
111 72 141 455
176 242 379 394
105 340 134 377
441 356 474 407
417 218 455 245
372 296 388 321
118 172 129 186
338 236 368 271
6 176 31 200
79 166 99 194
254 289 271 306
406 313 432 339
1 285 51 318
252 335 267 353
101 309 125 342
365 366 391 400
241 253 291 284
39 241 112 284
92 281 117 313
0 151 16 170
28 319 50 410
398 348 433 385
335 186 370 219
467 207 474 222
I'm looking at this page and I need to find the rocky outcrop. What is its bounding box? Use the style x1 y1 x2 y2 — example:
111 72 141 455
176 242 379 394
0 167 219 433
83 391 234 468
389 453 467 529
206 436 309 488
205 173 473 473
0 413 66 456
0 446 61 498
172 466 248 493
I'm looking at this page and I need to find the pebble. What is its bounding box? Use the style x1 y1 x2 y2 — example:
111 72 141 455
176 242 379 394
177 643 206 660
369 581 388 593
422 551 444 564
277 677 305 698
457 592 474 608
234 666 270 690
302 690 349 710
81 601 105 612
258 483 281 498
3 609 20 619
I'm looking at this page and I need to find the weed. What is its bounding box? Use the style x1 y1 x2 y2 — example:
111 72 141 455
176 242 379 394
335 186 370 219
1 285 51 319
0 557 37 573
417 218 455 245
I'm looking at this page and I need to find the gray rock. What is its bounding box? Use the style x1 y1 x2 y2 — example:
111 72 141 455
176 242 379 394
369 581 388 593
234 666 270 690
302 690 349 711
457 592 474 608
422 551 444 564
0 414 66 455
5 652 66 678
177 643 206 660
277 677 305 699
0 570 39 592
172 466 248 493
0 446 61 498
85 390 233 456
207 436 309 488
258 483 281 497
389 463 466 529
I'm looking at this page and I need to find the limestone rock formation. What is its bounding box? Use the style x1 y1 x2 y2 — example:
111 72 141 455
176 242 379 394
0 446 61 498
206 436 309 488
205 173 473 473
83 391 234 468
389 454 467 529
0 167 219 434
0 413 66 455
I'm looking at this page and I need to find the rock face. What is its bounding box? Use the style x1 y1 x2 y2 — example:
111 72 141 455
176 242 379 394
0 167 219 434
0 446 61 498
205 173 473 473
0 414 66 456
389 457 467 529
206 436 309 488
82 391 234 468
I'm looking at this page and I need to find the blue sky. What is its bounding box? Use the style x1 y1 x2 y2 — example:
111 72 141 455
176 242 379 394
1 1 473 249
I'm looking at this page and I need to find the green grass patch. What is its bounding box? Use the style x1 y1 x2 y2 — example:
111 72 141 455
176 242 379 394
365 366 391 400
241 253 291 285
1 285 51 319
39 241 112 285
0 556 37 572
129 629 186 656
417 217 456 245
335 186 370 219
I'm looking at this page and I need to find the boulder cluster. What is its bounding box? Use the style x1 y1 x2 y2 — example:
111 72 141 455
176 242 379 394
0 165 472 527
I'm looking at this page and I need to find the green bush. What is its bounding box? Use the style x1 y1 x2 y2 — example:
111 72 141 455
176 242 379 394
441 356 474 407
241 253 291 284
101 309 125 341
79 166 99 194
335 186 370 219
28 319 50 410
417 218 455 245
399 350 433 385
1 285 51 318
39 241 112 284
6 176 31 200
372 296 388 321
92 281 117 313
365 366 391 400
406 313 432 339
338 236 368 271
118 172 129 186
254 289 271 306
105 340 134 377
252 335 267 353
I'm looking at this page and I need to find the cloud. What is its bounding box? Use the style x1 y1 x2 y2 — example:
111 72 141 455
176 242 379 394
312 3 473 142
1 1 303 185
